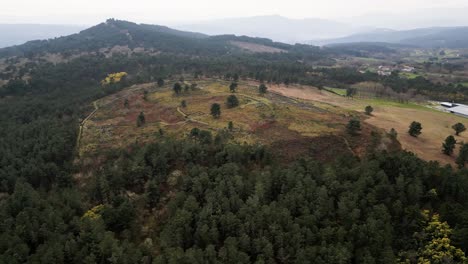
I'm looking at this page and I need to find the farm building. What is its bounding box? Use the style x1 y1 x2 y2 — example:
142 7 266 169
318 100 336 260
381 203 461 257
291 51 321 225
446 104 468 118
439 102 468 118
441 102 455 108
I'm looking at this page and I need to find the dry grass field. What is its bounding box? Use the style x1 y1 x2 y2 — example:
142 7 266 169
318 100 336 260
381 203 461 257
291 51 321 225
79 78 382 162
270 83 468 165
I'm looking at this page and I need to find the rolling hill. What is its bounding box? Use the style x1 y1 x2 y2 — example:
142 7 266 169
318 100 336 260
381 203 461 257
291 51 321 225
317 26 468 48
0 19 321 59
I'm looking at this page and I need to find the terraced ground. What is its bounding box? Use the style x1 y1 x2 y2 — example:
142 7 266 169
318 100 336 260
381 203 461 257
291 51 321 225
79 78 388 162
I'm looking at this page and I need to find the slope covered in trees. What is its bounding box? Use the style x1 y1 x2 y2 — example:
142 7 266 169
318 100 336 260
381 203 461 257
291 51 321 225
1 19 468 263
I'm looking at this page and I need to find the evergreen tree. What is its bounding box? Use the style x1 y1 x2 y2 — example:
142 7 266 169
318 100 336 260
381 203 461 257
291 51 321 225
389 128 398 139
226 95 239 108
347 118 361 135
408 121 422 137
365 105 373 115
137 112 146 127
229 82 238 93
259 83 268 94
124 98 129 108
173 82 182 95
456 143 468 168
228 121 234 131
210 103 221 118
181 100 187 108
346 87 357 97
146 180 160 209
442 135 456 156
452 123 466 136
157 78 164 87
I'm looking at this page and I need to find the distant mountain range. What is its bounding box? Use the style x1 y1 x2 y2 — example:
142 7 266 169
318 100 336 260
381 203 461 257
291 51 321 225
340 7 468 30
0 24 86 48
316 27 468 48
174 15 369 44
4 13 468 52
0 19 320 59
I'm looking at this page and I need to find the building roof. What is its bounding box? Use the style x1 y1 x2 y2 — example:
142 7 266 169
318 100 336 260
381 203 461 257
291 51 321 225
449 104 468 116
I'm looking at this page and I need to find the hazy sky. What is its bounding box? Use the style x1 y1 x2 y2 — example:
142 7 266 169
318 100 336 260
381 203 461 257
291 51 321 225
1 0 467 25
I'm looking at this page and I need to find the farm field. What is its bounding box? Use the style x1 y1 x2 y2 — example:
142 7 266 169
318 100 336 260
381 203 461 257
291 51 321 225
79 78 383 162
269 83 468 165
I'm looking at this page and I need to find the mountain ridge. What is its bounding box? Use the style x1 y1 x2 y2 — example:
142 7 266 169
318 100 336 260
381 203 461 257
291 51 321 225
315 26 468 48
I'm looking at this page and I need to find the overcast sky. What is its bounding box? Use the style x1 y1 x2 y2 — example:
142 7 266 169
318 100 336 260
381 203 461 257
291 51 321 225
1 0 467 25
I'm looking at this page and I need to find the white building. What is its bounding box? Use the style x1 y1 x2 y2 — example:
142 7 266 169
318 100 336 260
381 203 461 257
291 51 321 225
440 102 468 118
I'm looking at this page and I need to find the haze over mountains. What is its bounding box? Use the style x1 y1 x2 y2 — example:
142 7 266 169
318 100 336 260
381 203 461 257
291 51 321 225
315 27 468 48
2 7 468 48
174 15 369 44
0 24 85 48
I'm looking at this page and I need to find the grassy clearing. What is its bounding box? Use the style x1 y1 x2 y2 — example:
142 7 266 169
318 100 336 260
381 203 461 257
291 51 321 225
80 79 358 157
400 72 421 79
269 83 468 165
82 78 464 165
325 87 346 96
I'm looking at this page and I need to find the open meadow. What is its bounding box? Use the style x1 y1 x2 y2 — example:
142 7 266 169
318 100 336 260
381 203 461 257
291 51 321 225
270 83 468 165
79 78 387 162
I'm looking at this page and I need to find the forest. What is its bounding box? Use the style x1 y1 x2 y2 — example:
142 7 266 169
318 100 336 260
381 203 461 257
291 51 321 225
1 19 468 263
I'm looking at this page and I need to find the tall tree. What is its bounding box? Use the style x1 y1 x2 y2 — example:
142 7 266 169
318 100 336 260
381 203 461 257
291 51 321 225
173 82 182 95
229 82 238 93
259 83 268 94
157 78 165 87
406 210 466 263
408 121 422 137
346 87 357 98
137 112 146 127
442 135 457 156
389 128 398 139
347 118 361 135
365 105 374 115
146 180 160 209
452 123 466 136
456 143 468 168
210 103 221 118
226 95 239 108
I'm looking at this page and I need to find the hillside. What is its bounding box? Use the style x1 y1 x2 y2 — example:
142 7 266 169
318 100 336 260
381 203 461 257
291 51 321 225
2 18 468 263
318 26 468 48
0 19 324 60
0 19 218 58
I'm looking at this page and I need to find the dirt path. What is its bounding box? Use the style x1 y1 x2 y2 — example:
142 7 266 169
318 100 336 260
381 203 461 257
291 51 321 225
76 101 98 154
